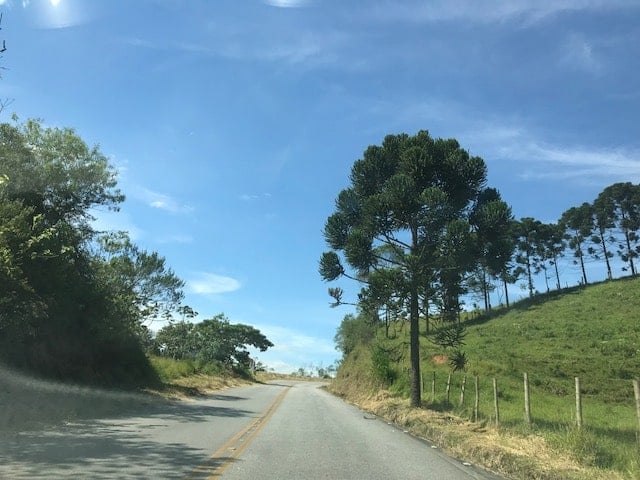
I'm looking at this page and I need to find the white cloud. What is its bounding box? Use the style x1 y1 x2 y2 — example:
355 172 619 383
188 273 241 295
381 97 640 183
369 0 639 25
264 0 311 8
239 193 272 202
560 33 601 73
132 187 194 214
248 323 338 373
470 128 640 182
252 324 336 355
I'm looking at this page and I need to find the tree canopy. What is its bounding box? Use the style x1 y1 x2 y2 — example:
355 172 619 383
320 130 512 406
0 118 270 385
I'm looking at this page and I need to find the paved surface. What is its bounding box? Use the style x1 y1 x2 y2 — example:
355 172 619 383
0 380 502 479
222 382 498 480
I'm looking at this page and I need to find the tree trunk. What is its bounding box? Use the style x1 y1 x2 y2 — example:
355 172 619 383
409 230 421 408
624 229 636 276
503 276 510 308
482 268 489 312
553 253 561 290
423 296 430 334
575 232 588 285
385 309 390 338
526 253 534 297
578 247 588 285
409 279 421 407
599 227 613 280
543 265 550 293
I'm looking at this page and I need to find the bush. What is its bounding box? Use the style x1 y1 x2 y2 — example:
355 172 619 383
371 345 396 386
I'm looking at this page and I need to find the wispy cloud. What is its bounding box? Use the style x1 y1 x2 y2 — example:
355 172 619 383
248 323 337 372
465 124 640 182
188 273 241 295
132 187 194 214
263 0 311 8
560 33 601 73
373 97 640 183
239 193 272 202
369 0 639 25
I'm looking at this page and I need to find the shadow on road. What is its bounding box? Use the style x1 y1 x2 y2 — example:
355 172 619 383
0 365 255 478
0 424 232 479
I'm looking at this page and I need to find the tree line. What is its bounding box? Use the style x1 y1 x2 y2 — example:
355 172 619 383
0 118 272 386
320 130 639 407
477 181 640 310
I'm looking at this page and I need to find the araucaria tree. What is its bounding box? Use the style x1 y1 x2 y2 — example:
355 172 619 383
320 131 509 407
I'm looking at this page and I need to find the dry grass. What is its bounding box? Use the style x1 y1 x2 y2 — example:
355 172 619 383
146 374 254 400
254 371 320 383
330 385 626 480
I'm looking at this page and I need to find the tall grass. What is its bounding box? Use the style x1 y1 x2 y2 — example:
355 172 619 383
148 356 226 382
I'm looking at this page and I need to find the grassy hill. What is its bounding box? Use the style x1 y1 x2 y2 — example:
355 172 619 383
462 277 639 401
332 276 640 479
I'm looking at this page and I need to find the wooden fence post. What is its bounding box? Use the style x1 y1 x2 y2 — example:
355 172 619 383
432 371 436 402
524 372 531 426
459 374 467 407
474 375 479 423
493 378 499 427
575 377 583 429
446 373 452 405
633 379 640 447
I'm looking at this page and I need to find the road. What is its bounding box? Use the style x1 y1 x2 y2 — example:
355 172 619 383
0 380 502 479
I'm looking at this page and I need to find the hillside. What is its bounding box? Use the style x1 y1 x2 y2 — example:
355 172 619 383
331 276 640 479
460 277 640 402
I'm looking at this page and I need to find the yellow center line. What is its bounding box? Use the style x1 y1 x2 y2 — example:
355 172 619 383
185 385 291 480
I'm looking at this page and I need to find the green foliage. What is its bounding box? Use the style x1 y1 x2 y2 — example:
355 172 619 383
148 355 226 383
322 130 510 406
0 119 186 387
334 313 376 355
371 344 395 385
155 314 273 369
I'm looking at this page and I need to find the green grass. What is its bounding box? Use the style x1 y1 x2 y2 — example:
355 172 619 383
148 355 227 382
335 276 640 477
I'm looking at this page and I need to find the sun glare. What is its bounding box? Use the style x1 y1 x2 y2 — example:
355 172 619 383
50 0 60 6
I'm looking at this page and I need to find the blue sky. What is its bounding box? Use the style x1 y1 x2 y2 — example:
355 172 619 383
1 0 639 372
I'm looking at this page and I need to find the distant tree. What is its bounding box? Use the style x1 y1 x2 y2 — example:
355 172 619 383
155 321 196 359
320 131 502 407
334 313 376 356
591 193 617 280
597 183 640 276
513 217 544 297
469 187 514 311
538 223 566 291
560 203 593 285
98 232 185 329
156 315 273 368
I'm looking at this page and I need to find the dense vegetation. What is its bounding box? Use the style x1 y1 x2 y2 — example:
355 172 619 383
0 118 271 387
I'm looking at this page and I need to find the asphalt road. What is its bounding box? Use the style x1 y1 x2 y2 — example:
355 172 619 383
0 380 502 479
